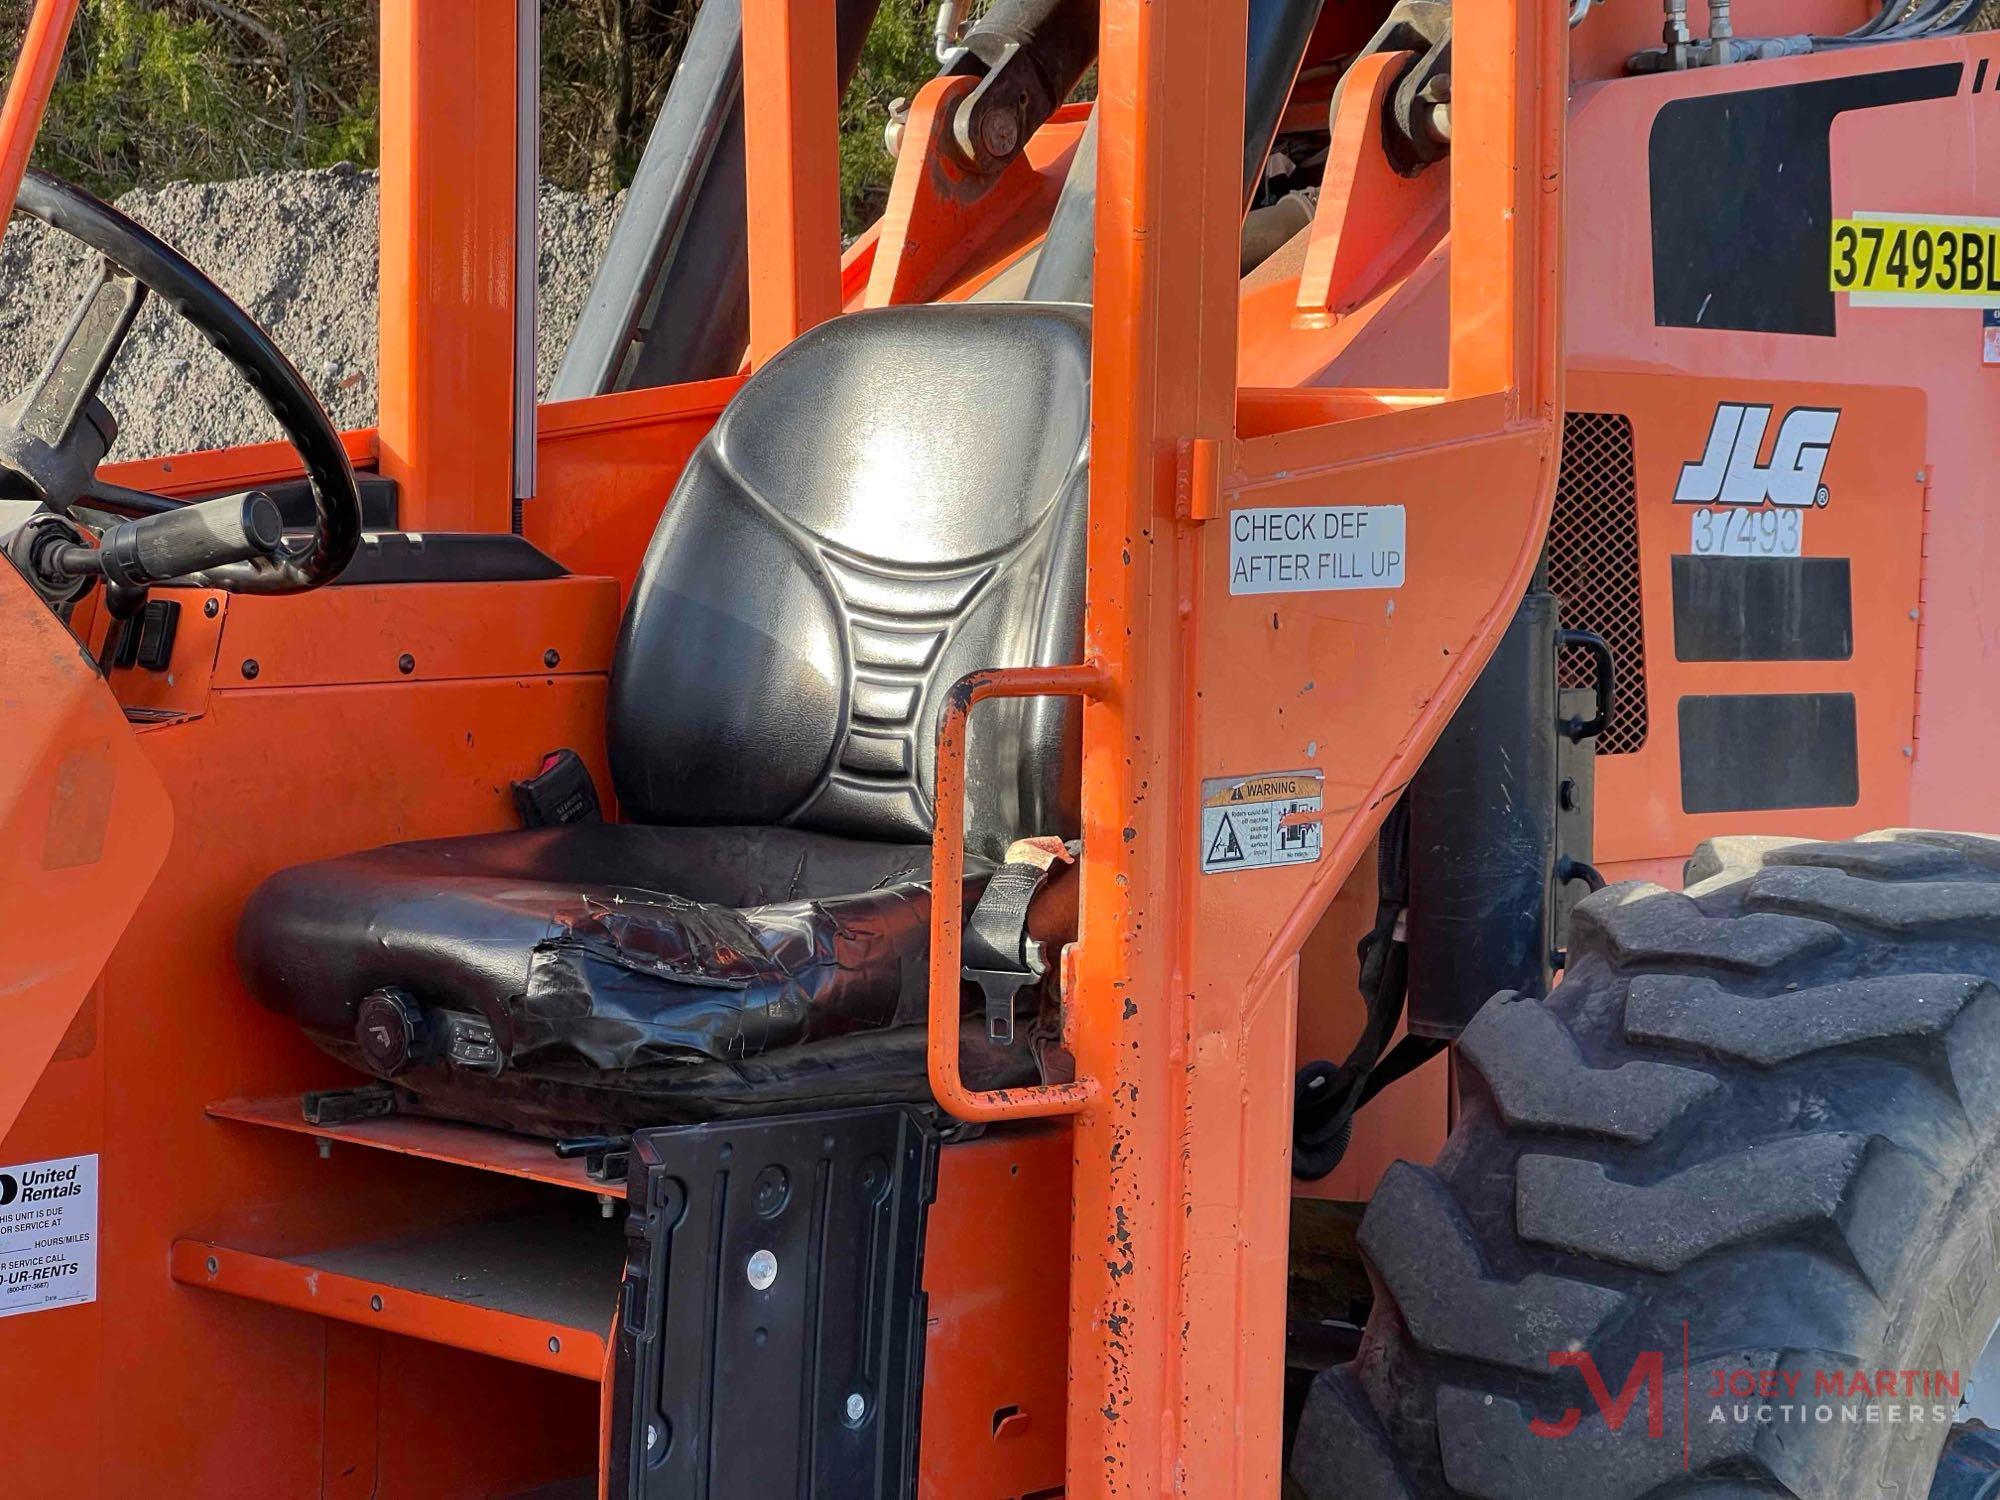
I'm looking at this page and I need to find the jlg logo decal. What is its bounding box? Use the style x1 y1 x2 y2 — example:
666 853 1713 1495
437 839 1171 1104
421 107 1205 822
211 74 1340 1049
1673 403 1840 508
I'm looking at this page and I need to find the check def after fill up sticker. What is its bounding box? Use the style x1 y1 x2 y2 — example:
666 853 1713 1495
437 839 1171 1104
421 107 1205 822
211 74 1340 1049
0 1153 98 1319
1229 505 1406 596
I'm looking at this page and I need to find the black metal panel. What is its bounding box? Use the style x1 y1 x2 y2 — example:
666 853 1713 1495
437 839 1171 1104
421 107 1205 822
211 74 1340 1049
325 532 567 585
613 1106 939 1499
1554 686 1598 948
1406 591 1562 1036
1649 64 1961 336
1678 693 1859 813
1671 555 1853 662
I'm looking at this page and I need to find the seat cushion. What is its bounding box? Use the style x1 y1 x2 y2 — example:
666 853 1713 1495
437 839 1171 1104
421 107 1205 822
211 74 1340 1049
238 823 989 1078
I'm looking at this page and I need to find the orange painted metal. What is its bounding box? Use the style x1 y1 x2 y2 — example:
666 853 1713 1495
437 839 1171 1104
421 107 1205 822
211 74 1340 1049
2 632 613 1494
98 427 379 499
1056 0 1564 1492
214 574 617 690
530 377 740 597
0 0 1588 1489
865 75 1069 309
917 1126 1071 1500
207 1095 628 1199
1296 51 1449 323
742 0 843 367
0 563 172 1144
171 1235 610 1379
0 0 79 224
376 0 521 530
928 663 1110 1122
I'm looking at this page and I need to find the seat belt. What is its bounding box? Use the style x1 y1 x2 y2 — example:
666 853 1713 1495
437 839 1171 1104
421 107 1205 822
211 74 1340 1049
961 836 1076 1045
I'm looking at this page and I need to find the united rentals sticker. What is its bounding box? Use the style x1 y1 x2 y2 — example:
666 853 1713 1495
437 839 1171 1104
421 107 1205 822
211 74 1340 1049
1200 770 1324 875
0 1153 98 1319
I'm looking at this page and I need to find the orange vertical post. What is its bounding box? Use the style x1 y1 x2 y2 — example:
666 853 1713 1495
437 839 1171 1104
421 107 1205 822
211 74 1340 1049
1449 0 1563 405
377 0 521 531
741 0 842 367
1064 0 1249 1494
0 0 80 226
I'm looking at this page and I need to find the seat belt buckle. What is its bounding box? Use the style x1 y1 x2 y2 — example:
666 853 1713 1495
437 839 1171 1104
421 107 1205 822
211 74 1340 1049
965 956 1045 1045
960 836 1072 1045
511 747 601 827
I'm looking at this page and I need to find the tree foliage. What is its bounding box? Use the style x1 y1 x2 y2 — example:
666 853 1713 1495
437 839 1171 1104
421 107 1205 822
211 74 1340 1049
2 0 943 232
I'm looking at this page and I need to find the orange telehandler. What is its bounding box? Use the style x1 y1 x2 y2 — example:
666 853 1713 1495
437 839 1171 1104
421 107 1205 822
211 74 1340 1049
6 0 2000 1493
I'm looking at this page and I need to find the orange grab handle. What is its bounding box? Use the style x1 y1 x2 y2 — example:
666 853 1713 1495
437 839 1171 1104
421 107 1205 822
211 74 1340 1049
928 661 1110 1122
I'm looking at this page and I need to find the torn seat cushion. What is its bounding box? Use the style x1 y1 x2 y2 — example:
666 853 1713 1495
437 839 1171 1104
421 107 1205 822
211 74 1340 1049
238 823 989 1077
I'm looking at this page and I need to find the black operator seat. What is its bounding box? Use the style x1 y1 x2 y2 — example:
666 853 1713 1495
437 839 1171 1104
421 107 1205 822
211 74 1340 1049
237 304 1091 1135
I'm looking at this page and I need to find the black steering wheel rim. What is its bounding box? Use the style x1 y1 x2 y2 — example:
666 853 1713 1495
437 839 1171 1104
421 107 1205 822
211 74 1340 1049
11 169 361 592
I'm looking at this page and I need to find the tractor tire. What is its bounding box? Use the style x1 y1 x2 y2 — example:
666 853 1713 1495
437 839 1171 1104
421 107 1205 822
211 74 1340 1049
1290 830 2000 1500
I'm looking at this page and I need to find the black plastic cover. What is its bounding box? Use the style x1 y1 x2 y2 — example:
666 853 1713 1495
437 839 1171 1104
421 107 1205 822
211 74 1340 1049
613 1106 938 1498
1670 554 1854 662
1678 692 1860 812
1406 590 1568 1037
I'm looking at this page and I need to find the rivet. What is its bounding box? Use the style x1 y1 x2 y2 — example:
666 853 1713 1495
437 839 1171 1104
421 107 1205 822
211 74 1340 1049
746 1249 778 1290
548 1335 561 1353
543 648 560 669
845 1391 867 1423
397 653 415 675
240 658 260 679
369 1294 383 1312
204 1256 219 1276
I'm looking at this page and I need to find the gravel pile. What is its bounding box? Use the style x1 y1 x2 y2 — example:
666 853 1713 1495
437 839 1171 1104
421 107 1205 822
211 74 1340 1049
0 164 623 459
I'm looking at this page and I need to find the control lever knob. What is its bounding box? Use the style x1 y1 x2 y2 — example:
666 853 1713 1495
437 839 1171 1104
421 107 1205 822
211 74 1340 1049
94 491 284 588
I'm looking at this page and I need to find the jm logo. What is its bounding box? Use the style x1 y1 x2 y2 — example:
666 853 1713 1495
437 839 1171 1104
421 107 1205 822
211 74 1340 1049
1673 403 1839 508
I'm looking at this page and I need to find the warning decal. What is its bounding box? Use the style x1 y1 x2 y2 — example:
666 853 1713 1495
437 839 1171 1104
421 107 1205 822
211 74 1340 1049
1229 505 1405 596
1200 770 1324 875
0 1153 98 1320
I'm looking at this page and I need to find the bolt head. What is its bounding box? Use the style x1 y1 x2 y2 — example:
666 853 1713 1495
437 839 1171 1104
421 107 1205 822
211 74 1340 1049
845 1392 867 1423
746 1248 778 1290
240 658 260 680
977 107 1021 160
397 652 416 675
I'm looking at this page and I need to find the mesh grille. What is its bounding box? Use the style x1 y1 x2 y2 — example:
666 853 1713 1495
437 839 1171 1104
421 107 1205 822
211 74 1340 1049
1549 413 1648 756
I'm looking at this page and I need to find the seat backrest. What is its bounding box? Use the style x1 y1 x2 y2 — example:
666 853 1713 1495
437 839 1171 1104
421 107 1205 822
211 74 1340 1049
607 304 1090 862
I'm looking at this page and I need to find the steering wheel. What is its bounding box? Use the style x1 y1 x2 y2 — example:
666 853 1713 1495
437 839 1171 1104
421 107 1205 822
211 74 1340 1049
0 170 361 599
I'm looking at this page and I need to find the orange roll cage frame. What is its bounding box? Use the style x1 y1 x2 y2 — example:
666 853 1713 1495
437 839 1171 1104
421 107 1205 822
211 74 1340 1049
0 0 1562 1491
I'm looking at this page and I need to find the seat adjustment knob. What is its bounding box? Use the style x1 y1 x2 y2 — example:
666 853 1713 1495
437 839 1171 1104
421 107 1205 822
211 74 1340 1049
355 988 426 1077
